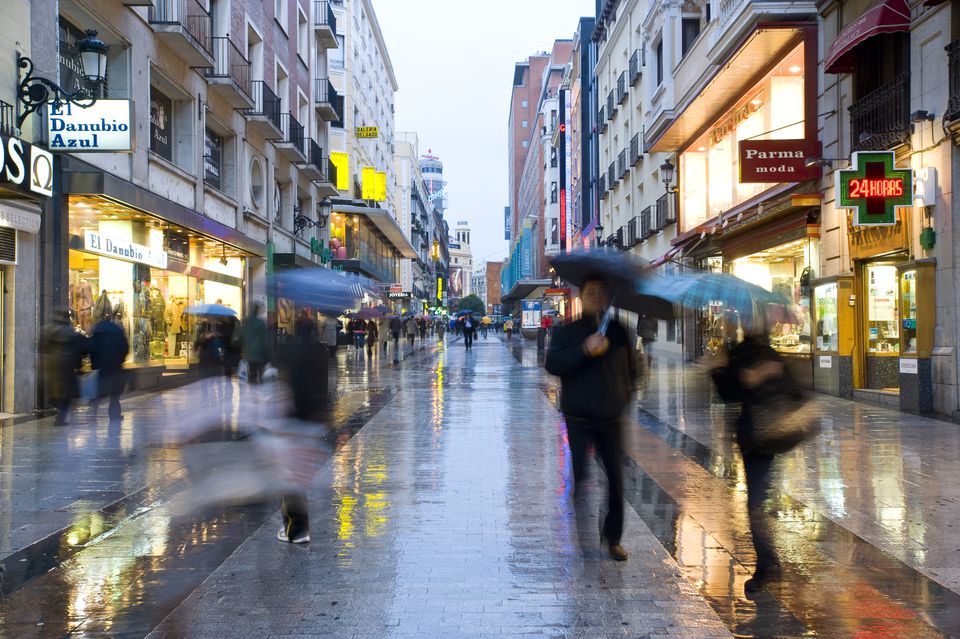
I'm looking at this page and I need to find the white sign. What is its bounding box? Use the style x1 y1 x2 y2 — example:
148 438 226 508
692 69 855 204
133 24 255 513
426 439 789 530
0 201 41 233
521 300 541 329
84 231 168 269
900 358 918 374
819 356 832 369
48 100 134 152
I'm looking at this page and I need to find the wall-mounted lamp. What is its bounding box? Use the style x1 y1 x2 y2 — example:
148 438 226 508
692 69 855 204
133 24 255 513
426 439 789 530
293 197 333 236
594 223 605 247
804 157 846 169
17 30 109 128
911 110 936 123
660 158 679 194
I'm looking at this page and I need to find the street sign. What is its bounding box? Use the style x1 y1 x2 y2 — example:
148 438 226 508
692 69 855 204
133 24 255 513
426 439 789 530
835 151 913 226
521 300 542 329
356 126 379 138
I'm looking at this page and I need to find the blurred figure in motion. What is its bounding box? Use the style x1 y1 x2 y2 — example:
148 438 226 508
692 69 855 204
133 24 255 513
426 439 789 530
295 308 317 341
241 302 269 384
221 315 241 378
436 319 445 339
196 319 224 378
405 315 417 347
389 315 402 362
462 315 475 350
366 316 379 356
709 327 798 593
89 310 130 422
545 277 636 562
636 312 658 386
503 317 515 339
42 310 88 426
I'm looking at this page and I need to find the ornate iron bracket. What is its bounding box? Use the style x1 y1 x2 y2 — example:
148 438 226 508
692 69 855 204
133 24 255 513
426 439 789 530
17 54 97 129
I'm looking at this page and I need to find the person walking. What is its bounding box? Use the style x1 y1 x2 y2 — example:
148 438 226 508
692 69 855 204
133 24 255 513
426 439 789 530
89 311 130 422
196 319 224 378
436 319 445 339
545 277 636 561
350 317 366 351
709 329 798 593
388 315 403 357
462 315 475 350
42 310 88 426
503 317 515 339
636 313 658 384
366 316 379 355
405 316 417 347
241 302 269 384
417 317 427 341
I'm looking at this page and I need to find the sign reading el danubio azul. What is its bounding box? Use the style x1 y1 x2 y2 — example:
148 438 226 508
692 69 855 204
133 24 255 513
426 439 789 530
835 151 913 226
0 132 53 198
47 100 134 152
84 231 168 269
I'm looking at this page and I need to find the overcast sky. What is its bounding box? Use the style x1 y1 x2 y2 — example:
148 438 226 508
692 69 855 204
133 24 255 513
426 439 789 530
372 0 592 266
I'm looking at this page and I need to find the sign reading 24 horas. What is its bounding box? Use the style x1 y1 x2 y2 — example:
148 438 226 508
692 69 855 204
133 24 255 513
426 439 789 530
835 151 913 226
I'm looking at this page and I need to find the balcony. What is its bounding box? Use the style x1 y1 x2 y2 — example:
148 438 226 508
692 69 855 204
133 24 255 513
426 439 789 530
607 90 616 118
607 162 616 189
641 206 655 239
315 77 340 122
323 157 339 196
276 113 307 162
205 37 253 108
599 174 608 199
598 106 607 132
313 0 338 49
298 138 324 180
627 216 640 246
630 133 642 166
850 73 910 152
618 149 627 179
617 72 628 105
948 40 960 124
629 49 642 86
148 0 213 67
243 81 283 137
331 92 345 128
0 100 13 136
656 193 676 229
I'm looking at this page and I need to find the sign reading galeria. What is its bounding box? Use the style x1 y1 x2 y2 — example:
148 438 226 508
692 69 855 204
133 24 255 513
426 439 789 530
84 230 168 269
48 100 134 152
835 151 913 226
0 132 53 198
355 126 379 138
739 139 821 183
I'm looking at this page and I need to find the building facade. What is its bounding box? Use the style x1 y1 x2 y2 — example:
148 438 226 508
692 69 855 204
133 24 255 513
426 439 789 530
448 220 473 305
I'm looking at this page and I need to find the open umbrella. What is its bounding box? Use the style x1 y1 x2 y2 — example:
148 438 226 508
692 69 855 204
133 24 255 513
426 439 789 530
550 248 674 329
273 268 371 316
185 303 238 317
352 306 384 320
641 272 797 329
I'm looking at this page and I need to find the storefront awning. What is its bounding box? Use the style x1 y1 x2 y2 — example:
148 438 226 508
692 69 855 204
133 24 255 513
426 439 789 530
330 203 418 259
501 279 552 303
647 24 807 153
824 0 911 74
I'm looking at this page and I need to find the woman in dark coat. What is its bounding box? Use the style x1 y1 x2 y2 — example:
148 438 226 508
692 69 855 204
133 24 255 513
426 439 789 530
196 320 223 378
90 313 130 421
42 311 87 426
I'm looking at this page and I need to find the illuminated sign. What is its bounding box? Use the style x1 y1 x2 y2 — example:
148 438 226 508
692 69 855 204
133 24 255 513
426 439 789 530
356 126 379 138
436 277 443 302
835 151 913 226
0 132 53 198
330 151 350 191
47 100 133 152
711 96 762 145
84 230 168 268
361 166 376 199
374 171 387 201
738 139 820 183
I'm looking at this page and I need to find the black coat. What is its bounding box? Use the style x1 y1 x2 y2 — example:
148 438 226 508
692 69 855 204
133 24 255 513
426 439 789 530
90 319 130 396
42 320 87 402
544 316 637 424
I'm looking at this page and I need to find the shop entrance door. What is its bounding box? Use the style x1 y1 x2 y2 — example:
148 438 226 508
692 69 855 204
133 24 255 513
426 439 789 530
857 259 905 391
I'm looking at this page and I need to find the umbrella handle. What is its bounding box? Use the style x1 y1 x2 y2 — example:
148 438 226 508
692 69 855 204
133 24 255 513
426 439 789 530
598 298 615 336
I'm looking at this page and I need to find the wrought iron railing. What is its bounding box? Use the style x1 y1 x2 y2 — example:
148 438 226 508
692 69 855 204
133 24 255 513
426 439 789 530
947 40 960 122
0 100 14 136
598 105 607 132
607 162 616 188
656 193 676 228
245 81 282 130
315 77 336 106
149 0 212 55
598 174 607 198
630 133 642 165
617 71 627 105
279 113 305 152
207 37 251 97
331 92 344 126
607 90 615 118
305 138 324 173
641 206 654 238
627 216 639 246
618 149 627 178
313 0 336 32
849 72 910 152
630 49 642 85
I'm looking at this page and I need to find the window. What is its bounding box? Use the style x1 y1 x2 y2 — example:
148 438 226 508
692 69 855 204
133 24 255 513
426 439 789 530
331 35 345 69
522 140 529 148
655 39 664 86
550 182 558 204
682 18 701 56
297 6 309 62
550 147 557 168
204 128 223 190
521 100 528 108
275 0 288 33
521 120 528 128
150 87 174 161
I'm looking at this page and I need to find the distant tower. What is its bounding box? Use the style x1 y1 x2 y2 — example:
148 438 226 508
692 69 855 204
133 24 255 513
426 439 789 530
421 149 448 216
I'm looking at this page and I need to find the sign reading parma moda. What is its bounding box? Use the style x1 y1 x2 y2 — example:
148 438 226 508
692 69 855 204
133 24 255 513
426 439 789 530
47 100 134 152
738 139 821 183
835 151 913 226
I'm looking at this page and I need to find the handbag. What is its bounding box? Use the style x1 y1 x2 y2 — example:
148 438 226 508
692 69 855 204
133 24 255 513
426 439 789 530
745 394 821 455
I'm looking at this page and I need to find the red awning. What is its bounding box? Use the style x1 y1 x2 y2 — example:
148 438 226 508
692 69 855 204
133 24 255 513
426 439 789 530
824 0 911 74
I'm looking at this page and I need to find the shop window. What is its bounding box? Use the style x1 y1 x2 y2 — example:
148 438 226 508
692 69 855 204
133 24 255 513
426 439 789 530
814 283 838 352
900 270 917 353
866 264 899 353
681 18 701 57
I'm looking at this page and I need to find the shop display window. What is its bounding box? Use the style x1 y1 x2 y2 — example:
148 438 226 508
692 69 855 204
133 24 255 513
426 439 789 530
814 283 838 352
866 264 899 353
900 269 917 354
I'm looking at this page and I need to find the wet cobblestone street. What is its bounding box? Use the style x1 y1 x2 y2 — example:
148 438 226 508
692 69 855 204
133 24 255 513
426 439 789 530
2 334 960 637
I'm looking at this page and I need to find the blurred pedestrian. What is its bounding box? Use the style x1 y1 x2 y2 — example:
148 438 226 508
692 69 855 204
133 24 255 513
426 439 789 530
241 302 269 384
221 315 241 377
405 316 417 346
418 317 427 340
437 320 445 339
709 328 799 593
636 313 658 384
89 311 129 422
349 317 366 350
42 310 88 426
545 277 636 561
462 315 475 350
295 309 316 341
196 319 224 378
366 316 379 355
504 317 515 339
389 315 403 360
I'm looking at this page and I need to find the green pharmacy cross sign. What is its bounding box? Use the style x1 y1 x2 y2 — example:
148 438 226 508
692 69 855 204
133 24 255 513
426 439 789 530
835 151 913 226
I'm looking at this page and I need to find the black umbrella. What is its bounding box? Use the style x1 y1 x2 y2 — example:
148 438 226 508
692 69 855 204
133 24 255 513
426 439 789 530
550 248 674 321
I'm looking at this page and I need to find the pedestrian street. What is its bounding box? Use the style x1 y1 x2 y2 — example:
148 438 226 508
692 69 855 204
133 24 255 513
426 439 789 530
1 334 960 637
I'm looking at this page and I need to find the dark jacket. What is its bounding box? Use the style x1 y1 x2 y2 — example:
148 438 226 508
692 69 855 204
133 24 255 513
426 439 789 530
636 315 658 342
241 315 269 364
42 319 87 401
90 319 129 396
544 316 637 423
389 316 403 334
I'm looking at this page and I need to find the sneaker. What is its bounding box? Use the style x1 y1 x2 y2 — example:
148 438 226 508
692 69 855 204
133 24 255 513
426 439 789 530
277 528 310 544
608 543 628 561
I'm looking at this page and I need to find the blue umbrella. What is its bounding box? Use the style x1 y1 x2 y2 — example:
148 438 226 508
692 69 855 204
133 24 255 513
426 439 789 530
184 303 238 317
273 268 372 316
